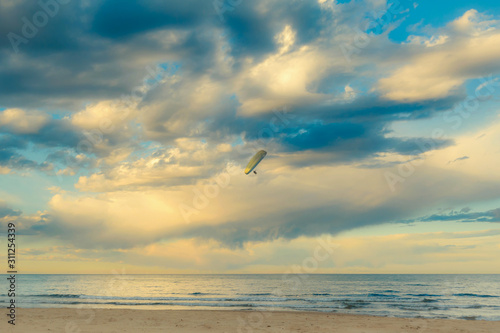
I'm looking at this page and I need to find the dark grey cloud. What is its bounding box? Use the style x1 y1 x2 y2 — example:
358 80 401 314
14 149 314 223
45 149 94 171
23 120 81 148
448 156 469 164
198 113 453 168
280 122 453 155
0 211 49 236
0 134 50 171
0 116 86 171
29 199 418 249
0 1 188 107
91 0 213 38
0 202 21 218
0 134 28 150
0 148 37 169
171 167 500 248
178 197 500 249
178 203 394 248
293 94 466 122
416 208 500 223
0 0 244 108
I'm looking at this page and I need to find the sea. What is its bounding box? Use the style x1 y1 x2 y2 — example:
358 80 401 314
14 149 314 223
2 274 499 321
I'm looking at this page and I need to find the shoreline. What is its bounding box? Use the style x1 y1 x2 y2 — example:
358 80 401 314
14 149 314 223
2 309 499 332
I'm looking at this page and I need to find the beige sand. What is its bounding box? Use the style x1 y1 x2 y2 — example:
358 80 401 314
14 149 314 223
1 309 499 332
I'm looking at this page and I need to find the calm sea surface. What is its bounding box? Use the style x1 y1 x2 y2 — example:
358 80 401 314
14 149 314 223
2 274 499 320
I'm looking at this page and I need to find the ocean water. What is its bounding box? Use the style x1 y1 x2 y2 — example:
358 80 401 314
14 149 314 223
2 274 499 320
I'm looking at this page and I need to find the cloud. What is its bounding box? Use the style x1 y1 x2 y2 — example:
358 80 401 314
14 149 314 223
416 208 500 223
0 110 83 172
422 115 500 181
0 108 49 134
33 190 190 248
10 229 500 273
0 133 54 172
0 100 147 173
0 201 21 218
0 1 471 175
27 155 500 249
1 1 500 273
280 121 453 157
447 155 469 164
0 111 80 149
0 209 47 235
74 146 211 192
377 10 500 102
91 0 212 38
326 229 500 273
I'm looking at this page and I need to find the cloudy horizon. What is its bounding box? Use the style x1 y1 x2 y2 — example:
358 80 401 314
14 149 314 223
1 0 500 273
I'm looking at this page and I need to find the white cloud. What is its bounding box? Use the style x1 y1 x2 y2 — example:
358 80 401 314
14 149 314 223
377 10 500 102
0 108 49 134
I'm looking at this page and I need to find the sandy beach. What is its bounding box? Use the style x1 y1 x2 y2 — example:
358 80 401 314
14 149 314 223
1 309 499 332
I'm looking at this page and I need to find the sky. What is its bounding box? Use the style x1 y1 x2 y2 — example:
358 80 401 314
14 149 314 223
1 0 500 274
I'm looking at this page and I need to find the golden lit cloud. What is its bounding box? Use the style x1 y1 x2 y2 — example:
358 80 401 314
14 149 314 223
0 108 49 134
378 10 500 102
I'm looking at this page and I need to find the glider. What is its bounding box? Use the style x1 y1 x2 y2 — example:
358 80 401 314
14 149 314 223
244 150 267 175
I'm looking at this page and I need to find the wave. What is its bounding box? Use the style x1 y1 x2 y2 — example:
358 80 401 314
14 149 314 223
367 293 398 298
406 284 428 287
422 298 437 303
25 294 308 303
392 305 441 312
11 288 499 321
341 301 370 309
452 293 499 298
23 292 496 303
30 294 82 298
29 300 343 310
6 274 500 321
